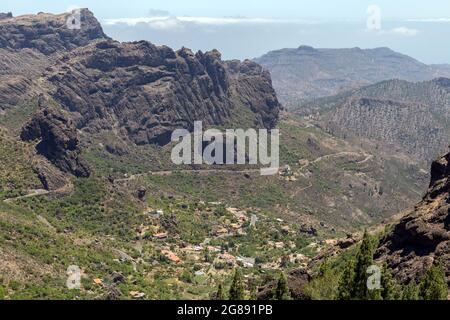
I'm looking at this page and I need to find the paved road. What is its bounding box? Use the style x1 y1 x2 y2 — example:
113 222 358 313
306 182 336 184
300 151 373 170
114 168 263 183
3 189 50 203
3 180 73 203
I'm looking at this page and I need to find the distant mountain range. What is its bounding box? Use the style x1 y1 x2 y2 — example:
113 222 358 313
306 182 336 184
254 45 450 106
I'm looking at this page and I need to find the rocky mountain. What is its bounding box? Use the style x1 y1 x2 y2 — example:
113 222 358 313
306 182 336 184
296 78 450 164
45 42 280 145
254 45 450 106
0 10 107 54
0 9 446 300
0 10 108 109
0 9 431 230
375 151 450 286
0 9 279 147
0 10 279 145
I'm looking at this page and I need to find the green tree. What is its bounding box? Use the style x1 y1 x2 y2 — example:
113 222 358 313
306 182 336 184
402 281 419 300
419 261 448 300
336 259 355 300
229 269 245 300
305 261 340 300
351 230 376 299
273 272 292 300
380 264 400 300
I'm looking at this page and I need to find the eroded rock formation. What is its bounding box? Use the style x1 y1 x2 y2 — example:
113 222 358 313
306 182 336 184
375 151 450 285
21 105 90 178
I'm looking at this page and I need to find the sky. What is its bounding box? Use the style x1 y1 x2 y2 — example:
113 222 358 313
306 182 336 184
2 0 450 63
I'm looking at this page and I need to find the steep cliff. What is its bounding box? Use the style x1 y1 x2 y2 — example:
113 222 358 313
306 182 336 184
20 104 90 178
0 9 107 54
375 151 450 286
45 42 280 145
1 10 280 146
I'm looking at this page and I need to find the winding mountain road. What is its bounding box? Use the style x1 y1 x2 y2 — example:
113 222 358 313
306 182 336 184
113 168 264 183
3 189 50 203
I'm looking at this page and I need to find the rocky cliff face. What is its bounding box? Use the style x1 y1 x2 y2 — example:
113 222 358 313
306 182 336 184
20 104 90 178
44 41 280 145
1 10 280 147
375 151 450 286
0 9 108 109
0 9 107 54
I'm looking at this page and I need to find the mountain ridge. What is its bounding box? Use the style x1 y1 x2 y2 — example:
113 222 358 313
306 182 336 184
254 45 450 105
0 9 280 147
293 77 450 165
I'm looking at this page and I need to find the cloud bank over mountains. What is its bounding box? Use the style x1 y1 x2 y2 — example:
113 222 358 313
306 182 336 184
103 15 320 30
100 8 450 64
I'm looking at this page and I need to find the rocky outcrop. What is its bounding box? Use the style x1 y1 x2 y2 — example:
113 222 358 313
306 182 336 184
375 151 450 286
1 10 280 147
0 9 107 54
45 42 280 145
0 9 108 109
20 105 90 178
257 269 311 300
33 161 70 191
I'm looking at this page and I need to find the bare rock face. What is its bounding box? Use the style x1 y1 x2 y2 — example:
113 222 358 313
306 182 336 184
1 10 280 147
0 9 108 54
0 9 108 109
2 8 280 185
20 106 90 178
375 151 450 286
33 161 69 191
46 41 280 145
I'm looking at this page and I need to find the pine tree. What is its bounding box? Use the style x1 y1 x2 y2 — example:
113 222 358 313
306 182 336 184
216 284 226 300
351 230 376 299
229 269 245 300
380 264 400 300
402 281 419 300
273 272 292 300
336 259 355 300
418 261 448 300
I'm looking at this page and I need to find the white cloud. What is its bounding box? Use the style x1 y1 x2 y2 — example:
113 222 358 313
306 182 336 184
147 17 185 31
388 27 419 36
367 26 419 37
103 16 320 30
